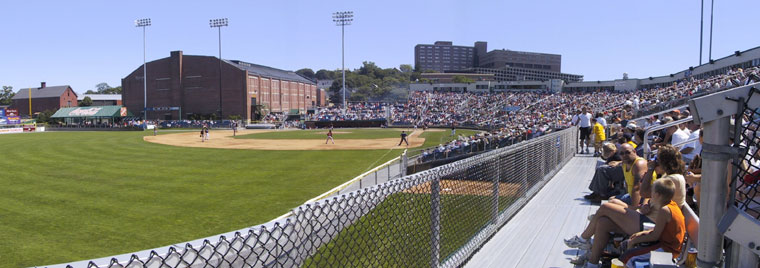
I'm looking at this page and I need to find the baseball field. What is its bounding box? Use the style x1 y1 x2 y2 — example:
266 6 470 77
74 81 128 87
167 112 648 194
0 127 477 267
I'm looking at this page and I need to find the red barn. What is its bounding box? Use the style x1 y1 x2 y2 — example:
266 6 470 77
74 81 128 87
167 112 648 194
11 83 78 116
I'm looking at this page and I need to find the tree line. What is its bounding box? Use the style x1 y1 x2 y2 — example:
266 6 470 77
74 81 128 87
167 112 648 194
295 62 423 104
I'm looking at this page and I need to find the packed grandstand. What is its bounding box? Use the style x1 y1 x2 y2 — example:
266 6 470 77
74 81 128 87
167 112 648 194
301 67 760 160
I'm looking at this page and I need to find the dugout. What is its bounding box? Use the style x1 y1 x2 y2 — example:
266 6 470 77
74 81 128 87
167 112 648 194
51 105 132 126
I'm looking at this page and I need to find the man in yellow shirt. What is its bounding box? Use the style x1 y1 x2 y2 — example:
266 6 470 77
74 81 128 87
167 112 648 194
592 118 606 157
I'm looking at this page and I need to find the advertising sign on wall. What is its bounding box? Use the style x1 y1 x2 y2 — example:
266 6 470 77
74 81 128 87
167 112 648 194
7 116 21 124
5 109 19 117
0 128 23 134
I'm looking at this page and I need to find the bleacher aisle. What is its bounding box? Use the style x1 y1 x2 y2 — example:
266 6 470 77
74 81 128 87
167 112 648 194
465 155 599 268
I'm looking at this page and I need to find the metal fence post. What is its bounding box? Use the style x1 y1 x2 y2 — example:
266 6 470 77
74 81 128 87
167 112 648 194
387 165 390 181
521 149 528 195
698 116 730 268
491 156 500 224
431 176 441 268
401 151 408 177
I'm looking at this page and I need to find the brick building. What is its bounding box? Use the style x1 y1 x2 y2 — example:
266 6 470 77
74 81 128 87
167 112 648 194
122 51 321 121
11 82 78 116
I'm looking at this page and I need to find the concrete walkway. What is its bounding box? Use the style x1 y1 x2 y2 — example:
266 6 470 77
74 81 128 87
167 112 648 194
465 155 600 268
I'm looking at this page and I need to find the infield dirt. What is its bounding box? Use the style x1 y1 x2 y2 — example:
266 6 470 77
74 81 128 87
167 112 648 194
144 128 427 150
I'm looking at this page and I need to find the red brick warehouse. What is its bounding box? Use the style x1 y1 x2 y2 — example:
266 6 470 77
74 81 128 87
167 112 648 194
10 82 78 116
122 51 327 121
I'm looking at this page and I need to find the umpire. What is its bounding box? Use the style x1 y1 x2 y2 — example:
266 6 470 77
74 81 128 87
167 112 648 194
398 131 409 146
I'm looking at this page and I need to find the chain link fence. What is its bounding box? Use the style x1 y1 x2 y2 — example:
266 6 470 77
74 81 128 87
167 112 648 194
730 90 760 220
47 127 577 268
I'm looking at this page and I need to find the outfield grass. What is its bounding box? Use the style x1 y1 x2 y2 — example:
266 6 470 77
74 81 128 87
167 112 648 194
0 131 403 267
302 192 515 267
234 128 407 140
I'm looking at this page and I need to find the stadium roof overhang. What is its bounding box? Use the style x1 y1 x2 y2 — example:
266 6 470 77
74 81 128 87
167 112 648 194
51 106 131 118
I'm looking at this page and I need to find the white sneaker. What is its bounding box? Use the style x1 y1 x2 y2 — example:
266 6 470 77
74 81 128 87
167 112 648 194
569 252 588 265
564 235 591 250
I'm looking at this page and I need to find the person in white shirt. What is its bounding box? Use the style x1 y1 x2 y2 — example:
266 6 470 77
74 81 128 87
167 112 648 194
571 110 580 126
595 112 607 128
578 107 593 154
680 122 701 163
670 124 690 151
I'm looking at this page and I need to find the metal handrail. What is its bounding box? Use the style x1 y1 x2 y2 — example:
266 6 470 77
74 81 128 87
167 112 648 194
630 104 688 128
642 116 693 159
647 136 699 160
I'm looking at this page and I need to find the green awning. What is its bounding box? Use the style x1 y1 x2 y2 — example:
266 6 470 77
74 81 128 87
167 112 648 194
51 106 129 118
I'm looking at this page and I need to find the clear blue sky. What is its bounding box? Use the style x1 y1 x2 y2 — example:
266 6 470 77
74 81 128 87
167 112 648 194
2 0 760 94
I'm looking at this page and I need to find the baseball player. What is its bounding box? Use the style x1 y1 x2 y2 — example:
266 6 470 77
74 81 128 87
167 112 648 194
325 129 335 144
398 131 409 146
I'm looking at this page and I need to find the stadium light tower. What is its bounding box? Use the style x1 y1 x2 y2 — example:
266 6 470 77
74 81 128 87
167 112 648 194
699 0 704 65
210 18 228 119
709 0 714 61
333 11 353 113
135 18 151 120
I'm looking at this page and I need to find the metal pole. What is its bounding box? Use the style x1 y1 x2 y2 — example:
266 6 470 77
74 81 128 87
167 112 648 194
492 156 500 224
699 0 704 65
402 151 408 177
387 164 390 181
143 25 147 121
341 23 346 113
218 27 223 119
698 116 730 268
430 177 440 268
709 0 714 61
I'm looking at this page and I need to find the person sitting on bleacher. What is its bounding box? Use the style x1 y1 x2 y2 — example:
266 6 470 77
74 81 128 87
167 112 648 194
566 146 685 267
584 143 625 202
583 143 625 203
619 179 685 267
613 143 649 206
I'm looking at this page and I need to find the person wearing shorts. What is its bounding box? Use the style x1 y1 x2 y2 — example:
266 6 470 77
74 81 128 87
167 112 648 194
578 107 593 154
325 129 334 144
399 131 409 146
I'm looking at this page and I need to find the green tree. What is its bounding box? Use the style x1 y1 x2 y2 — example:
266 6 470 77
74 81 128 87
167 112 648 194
91 83 121 94
80 96 93 106
96 83 111 92
36 110 56 124
0 86 15 105
451 75 474 84
399 64 413 73
296 68 316 80
102 86 122 94
315 69 334 80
